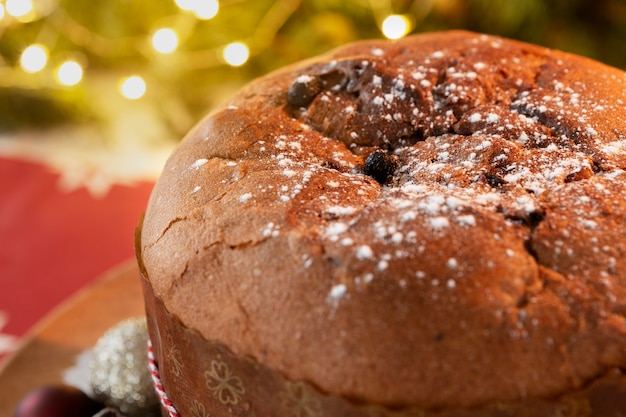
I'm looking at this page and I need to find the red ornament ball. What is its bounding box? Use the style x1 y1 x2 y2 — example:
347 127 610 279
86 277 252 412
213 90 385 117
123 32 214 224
14 385 103 417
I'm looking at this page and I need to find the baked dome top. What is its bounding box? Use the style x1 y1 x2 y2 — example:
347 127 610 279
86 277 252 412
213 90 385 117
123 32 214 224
139 30 626 409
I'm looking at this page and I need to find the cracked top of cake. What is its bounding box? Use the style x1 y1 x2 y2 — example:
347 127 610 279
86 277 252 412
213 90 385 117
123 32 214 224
139 31 626 409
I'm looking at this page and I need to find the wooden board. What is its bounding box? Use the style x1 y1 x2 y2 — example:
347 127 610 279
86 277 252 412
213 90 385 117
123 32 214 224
0 259 144 416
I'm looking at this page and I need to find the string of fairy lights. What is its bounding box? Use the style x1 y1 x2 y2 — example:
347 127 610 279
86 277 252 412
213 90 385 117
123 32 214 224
2 0 413 101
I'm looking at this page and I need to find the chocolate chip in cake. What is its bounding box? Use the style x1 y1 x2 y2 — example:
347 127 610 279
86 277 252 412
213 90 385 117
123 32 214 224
484 172 506 188
287 75 322 108
364 150 398 184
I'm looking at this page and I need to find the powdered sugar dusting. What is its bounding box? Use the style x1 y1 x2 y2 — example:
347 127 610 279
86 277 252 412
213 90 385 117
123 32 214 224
430 216 450 230
356 245 374 260
239 193 253 203
190 158 208 169
329 283 347 298
178 33 626 323
276 36 626 311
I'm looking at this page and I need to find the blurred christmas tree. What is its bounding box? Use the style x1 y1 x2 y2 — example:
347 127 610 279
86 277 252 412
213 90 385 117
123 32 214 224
0 0 624 141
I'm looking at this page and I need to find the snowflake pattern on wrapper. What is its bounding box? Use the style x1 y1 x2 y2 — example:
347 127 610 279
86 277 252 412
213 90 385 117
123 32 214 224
167 334 184 377
190 400 210 417
280 381 323 417
204 359 245 405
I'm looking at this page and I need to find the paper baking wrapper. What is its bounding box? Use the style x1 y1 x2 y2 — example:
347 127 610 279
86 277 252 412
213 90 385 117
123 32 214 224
140 273 626 417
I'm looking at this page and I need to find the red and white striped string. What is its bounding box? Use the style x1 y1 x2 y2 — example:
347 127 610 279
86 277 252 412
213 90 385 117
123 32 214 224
148 340 181 417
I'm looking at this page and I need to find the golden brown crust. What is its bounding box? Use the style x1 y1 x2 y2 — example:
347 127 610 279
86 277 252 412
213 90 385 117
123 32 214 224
142 272 626 417
140 30 626 410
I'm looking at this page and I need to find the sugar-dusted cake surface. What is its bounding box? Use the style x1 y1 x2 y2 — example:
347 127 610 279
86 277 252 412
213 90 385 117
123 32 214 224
138 30 626 415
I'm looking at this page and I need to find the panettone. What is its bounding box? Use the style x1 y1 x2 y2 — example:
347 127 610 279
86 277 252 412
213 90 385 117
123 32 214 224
137 30 626 416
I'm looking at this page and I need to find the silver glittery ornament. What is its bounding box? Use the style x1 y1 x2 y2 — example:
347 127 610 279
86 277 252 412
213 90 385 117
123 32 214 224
90 317 159 417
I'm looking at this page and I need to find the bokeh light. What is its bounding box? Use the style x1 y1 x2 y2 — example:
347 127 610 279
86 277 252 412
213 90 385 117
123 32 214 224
381 14 411 40
56 61 83 86
20 44 48 73
223 42 249 67
174 0 195 11
119 76 147 99
152 28 179 54
193 0 219 20
6 0 33 17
